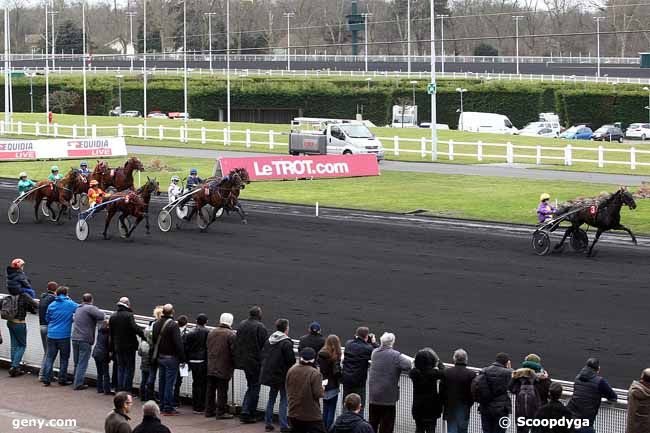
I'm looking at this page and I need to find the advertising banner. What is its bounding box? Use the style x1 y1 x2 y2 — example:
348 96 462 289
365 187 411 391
0 137 127 161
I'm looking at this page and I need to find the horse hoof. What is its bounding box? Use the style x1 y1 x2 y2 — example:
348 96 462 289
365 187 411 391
241 219 248 225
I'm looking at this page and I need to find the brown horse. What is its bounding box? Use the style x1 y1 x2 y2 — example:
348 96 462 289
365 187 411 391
185 169 248 229
102 177 160 239
91 157 144 191
29 169 85 223
202 167 251 222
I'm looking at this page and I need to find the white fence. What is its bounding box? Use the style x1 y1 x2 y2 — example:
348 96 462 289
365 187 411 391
1 120 649 170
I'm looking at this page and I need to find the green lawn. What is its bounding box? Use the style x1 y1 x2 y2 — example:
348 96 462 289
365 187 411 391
3 154 649 233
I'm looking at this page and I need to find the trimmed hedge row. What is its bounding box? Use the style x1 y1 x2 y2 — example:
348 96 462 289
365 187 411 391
2 75 649 128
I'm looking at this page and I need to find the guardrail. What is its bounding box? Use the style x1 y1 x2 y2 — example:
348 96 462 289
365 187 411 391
1 120 649 171
0 295 628 433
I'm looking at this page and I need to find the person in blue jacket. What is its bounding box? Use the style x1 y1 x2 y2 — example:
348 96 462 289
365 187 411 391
79 161 91 177
186 168 203 190
41 286 80 386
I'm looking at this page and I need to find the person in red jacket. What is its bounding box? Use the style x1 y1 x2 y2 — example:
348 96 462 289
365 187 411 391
88 180 110 208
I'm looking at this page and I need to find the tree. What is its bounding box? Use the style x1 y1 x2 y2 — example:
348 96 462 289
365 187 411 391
474 42 498 56
56 20 83 54
45 90 80 114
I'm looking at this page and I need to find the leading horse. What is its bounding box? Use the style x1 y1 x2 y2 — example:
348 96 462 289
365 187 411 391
91 157 144 191
185 169 248 229
102 177 160 239
29 169 85 223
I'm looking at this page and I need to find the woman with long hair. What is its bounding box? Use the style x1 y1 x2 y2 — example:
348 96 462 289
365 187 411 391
318 334 343 429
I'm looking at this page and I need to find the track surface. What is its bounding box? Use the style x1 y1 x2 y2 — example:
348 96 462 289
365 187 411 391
0 187 648 388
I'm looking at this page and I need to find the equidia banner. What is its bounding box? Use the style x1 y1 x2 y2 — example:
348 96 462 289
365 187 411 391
217 154 380 180
0 137 127 161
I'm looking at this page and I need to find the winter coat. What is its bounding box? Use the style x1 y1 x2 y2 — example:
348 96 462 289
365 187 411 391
104 411 132 433
151 316 186 362
184 325 209 361
72 303 105 344
45 295 79 339
93 325 110 360
474 362 513 417
298 333 325 354
533 400 575 433
259 331 296 388
508 367 552 420
39 291 56 325
6 266 33 295
3 291 37 322
626 380 650 433
368 345 413 406
442 362 477 421
206 324 236 379
286 362 324 421
132 415 171 433
318 349 342 392
109 303 145 353
566 366 617 422
138 339 151 371
234 317 268 374
329 411 375 433
408 348 445 421
342 337 378 388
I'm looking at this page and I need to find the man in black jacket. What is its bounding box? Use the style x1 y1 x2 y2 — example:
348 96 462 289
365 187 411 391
298 322 325 354
109 297 145 393
342 327 378 408
234 305 268 423
566 358 616 433
533 382 573 433
151 304 186 416
473 352 513 433
330 393 374 433
442 349 477 433
133 401 172 433
38 281 58 382
185 313 209 414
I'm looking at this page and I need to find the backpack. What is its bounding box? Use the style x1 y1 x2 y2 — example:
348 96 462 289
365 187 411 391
1 295 20 321
516 377 541 419
471 372 493 406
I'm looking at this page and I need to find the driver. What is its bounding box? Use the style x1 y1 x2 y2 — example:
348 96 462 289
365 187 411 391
168 175 182 203
537 193 556 223
79 161 91 177
186 168 203 190
48 166 62 182
88 179 110 208
17 172 36 195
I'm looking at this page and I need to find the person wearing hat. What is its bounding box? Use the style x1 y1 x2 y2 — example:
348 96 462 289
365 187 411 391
508 354 551 432
79 161 91 177
87 179 110 208
17 172 36 195
186 168 203 190
286 347 325 433
185 314 210 414
537 193 556 223
566 358 617 433
168 175 182 203
206 312 236 419
48 166 62 182
6 258 35 299
298 322 325 356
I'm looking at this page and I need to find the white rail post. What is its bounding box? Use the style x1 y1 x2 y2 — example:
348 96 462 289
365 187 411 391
35 122 40 136
246 129 251 148
269 130 275 150
117 124 124 137
565 144 572 166
72 124 77 138
53 123 59 137
598 145 604 168
630 147 636 170
536 145 542 165
179 125 184 142
201 127 206 144
159 125 164 141
223 128 228 146
138 124 143 138
448 139 454 161
91 124 97 138
477 140 483 162
16 121 22 135
420 137 426 158
506 141 514 164
393 136 399 156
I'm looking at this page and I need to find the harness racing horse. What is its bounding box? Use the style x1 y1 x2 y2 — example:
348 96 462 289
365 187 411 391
203 167 251 222
101 177 160 240
30 169 85 223
554 187 637 256
186 169 248 229
91 157 144 191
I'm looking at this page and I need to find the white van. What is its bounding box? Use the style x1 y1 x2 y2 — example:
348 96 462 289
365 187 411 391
392 105 418 128
458 112 518 134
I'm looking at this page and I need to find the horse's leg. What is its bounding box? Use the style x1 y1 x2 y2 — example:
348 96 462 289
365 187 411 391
118 214 129 234
144 204 150 235
616 224 638 245
126 215 144 238
234 202 247 224
554 226 573 250
587 228 605 256
47 199 57 221
56 204 67 223
33 197 41 222
103 208 115 240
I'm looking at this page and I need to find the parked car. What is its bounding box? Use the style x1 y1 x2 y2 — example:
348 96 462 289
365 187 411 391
624 123 650 140
168 112 189 120
109 106 121 116
517 124 558 138
120 110 142 118
591 125 624 143
560 125 593 140
148 111 169 119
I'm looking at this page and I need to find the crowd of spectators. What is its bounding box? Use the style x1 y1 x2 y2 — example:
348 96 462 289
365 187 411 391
2 258 650 433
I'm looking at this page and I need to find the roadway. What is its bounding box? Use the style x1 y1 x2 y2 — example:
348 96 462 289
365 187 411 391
0 184 647 388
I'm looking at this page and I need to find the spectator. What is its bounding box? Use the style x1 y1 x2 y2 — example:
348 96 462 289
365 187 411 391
104 391 133 433
72 293 106 390
6 258 35 298
441 349 477 433
298 322 325 355
330 393 374 433
146 306 164 403
368 332 413 433
626 368 650 433
319 335 343 430
234 305 268 424
260 318 295 433
3 267 38 377
409 348 445 433
42 286 79 386
185 314 209 414
533 382 574 433
138 326 152 401
287 347 325 433
342 327 378 407
566 358 617 433
472 353 513 433
206 312 236 419
38 281 58 382
94 319 113 395
151 304 185 416
132 401 172 433
173 315 189 407
509 354 551 433
110 297 145 392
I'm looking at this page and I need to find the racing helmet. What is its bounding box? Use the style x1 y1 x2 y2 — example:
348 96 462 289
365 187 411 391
11 258 25 269
539 193 551 201
190 168 198 175
80 161 88 167
171 175 180 182
89 179 99 186
51 165 59 172
19 172 27 178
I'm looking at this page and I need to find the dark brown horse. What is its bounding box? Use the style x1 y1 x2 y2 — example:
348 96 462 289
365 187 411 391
102 177 160 239
185 169 247 229
203 167 251 222
554 187 637 256
91 157 144 191
29 169 85 223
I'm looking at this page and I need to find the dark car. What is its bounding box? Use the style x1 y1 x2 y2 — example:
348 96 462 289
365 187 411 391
591 125 624 143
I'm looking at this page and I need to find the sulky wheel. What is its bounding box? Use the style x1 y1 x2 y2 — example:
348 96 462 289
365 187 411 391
570 228 589 252
7 202 20 224
197 206 211 230
176 205 188 220
532 230 552 256
158 210 172 232
118 218 131 238
40 199 50 217
70 195 80 211
75 219 89 241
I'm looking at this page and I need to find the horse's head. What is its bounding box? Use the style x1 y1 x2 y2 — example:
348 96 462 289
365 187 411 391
620 187 637 210
127 157 144 171
230 168 250 189
94 160 108 174
147 176 161 196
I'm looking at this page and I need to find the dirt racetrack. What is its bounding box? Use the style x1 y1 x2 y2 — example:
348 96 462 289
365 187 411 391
1 186 648 388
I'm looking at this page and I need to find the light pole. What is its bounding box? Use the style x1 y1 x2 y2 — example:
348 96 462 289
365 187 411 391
116 74 123 112
362 12 372 73
594 17 605 78
283 12 295 71
27 72 35 113
365 77 372 90
438 14 448 74
183 0 188 128
643 87 650 124
513 16 524 75
82 0 88 135
456 87 467 130
49 7 58 69
45 2 50 133
410 80 418 106
126 11 136 72
143 0 148 128
430 0 437 160
407 0 411 74
204 12 216 73
4 8 9 128
226 0 231 133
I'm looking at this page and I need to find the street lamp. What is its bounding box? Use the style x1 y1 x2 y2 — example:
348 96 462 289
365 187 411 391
456 87 467 130
643 87 650 124
44 2 50 133
409 80 418 106
407 0 411 74
204 12 217 73
365 77 372 90
82 0 88 135
183 0 188 128
26 72 35 113
430 0 438 160
126 11 137 72
283 12 295 71
513 16 524 75
143 0 148 128
49 8 58 69
361 12 373 73
116 74 124 112
594 17 605 78
438 15 448 74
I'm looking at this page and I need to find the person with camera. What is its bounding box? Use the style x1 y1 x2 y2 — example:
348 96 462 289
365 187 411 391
342 327 379 408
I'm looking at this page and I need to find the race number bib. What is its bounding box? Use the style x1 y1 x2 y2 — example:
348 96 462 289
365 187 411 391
589 205 597 215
